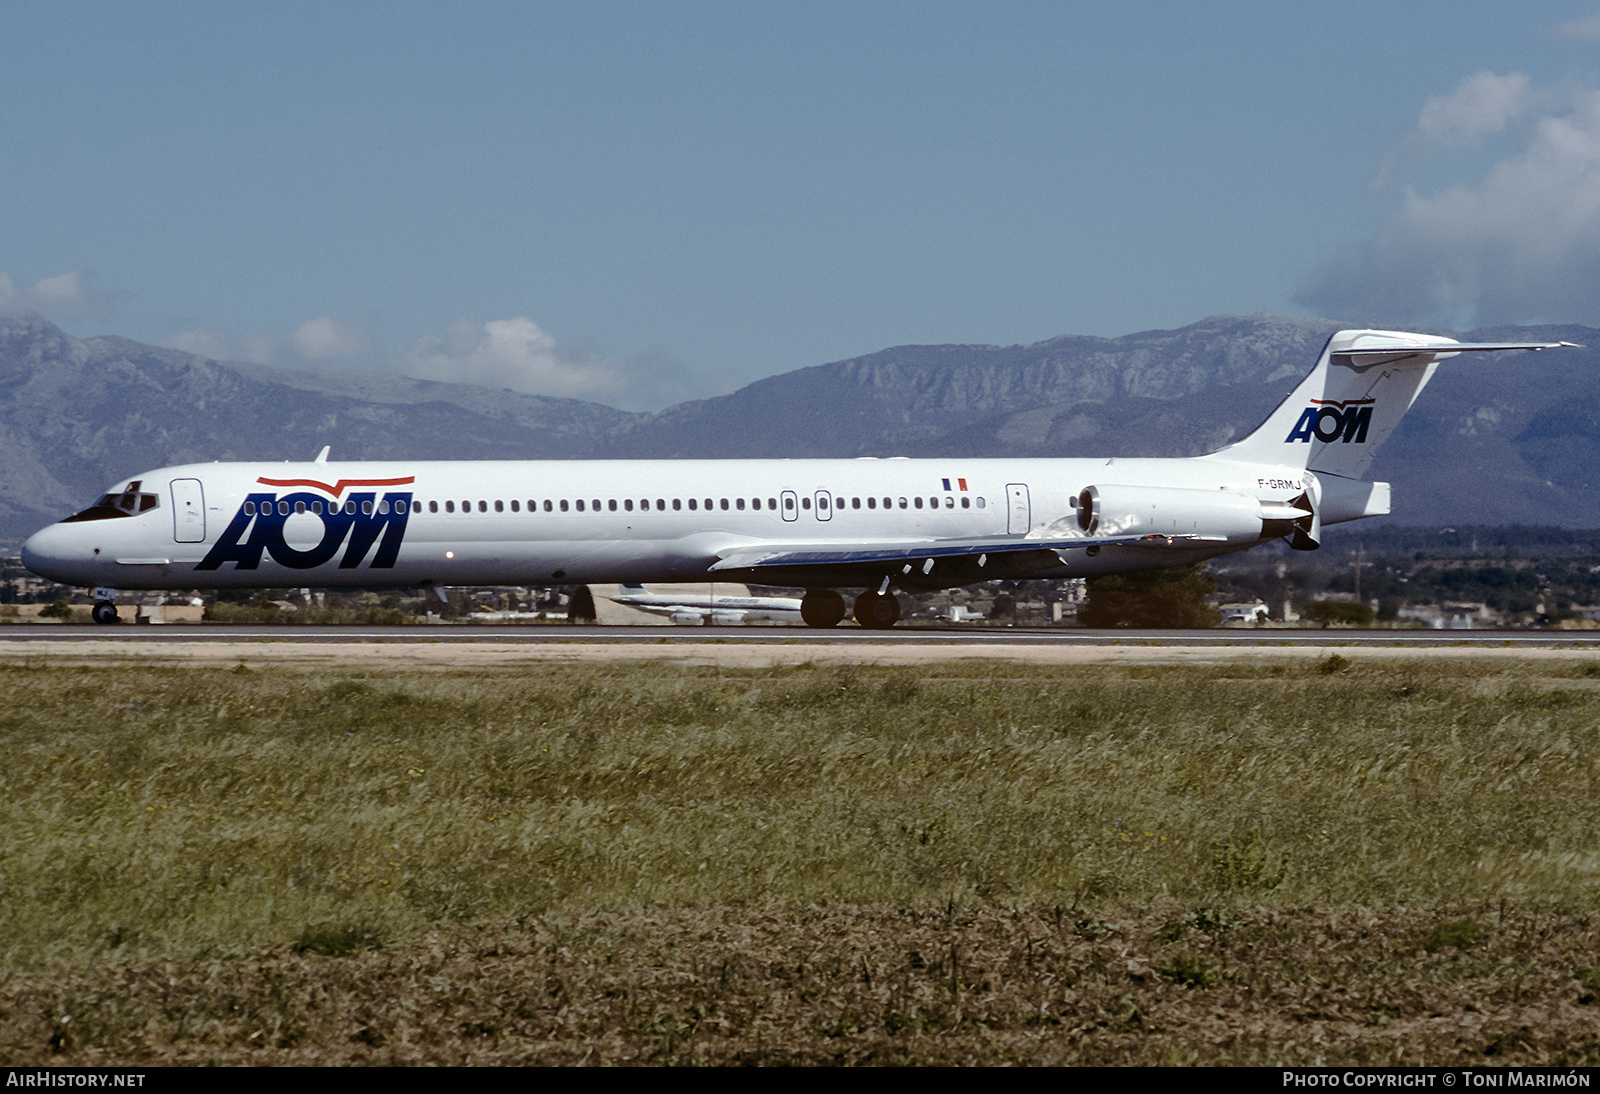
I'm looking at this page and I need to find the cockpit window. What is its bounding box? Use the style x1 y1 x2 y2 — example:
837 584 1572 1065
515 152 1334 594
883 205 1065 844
61 485 163 523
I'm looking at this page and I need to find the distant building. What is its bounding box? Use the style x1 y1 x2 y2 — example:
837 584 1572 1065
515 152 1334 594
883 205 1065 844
1219 601 1269 626
1396 601 1501 629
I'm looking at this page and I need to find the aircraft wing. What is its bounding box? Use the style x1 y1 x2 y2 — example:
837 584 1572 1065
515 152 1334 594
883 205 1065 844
709 532 1216 588
612 599 706 619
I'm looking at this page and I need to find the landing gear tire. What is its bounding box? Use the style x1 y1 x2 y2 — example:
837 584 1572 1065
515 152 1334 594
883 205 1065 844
91 602 119 625
853 591 901 629
800 588 847 628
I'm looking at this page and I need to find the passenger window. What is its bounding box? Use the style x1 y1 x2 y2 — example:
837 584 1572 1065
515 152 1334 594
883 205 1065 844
867 497 876 509
544 500 553 512
576 500 585 512
561 500 570 512
478 500 487 513
977 497 986 509
609 499 618 512
346 501 358 515
673 499 681 510
802 497 811 510
780 497 790 510
244 501 256 516
657 499 665 510
852 497 860 509
914 497 923 509
704 498 712 510
961 497 970 509
736 498 744 510
395 500 406 514
510 500 519 512
944 496 953 508
445 500 455 513
495 500 504 513
720 498 728 510
624 499 634 511
429 501 438 513
688 498 697 510
361 501 374 516
378 501 390 515
898 497 907 508
277 501 290 516
527 500 535 511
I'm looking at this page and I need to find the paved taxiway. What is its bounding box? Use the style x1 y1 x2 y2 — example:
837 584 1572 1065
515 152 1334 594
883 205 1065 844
5 624 1600 646
4 624 1599 669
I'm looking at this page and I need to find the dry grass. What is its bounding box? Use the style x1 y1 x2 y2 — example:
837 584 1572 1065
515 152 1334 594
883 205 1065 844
2 656 1600 1064
4 904 1599 1065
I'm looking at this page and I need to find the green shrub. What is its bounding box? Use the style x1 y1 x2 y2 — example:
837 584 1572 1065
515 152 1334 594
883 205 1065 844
1301 601 1376 627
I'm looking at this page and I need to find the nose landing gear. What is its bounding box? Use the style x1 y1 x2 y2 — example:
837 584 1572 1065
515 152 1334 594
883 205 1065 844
91 587 119 625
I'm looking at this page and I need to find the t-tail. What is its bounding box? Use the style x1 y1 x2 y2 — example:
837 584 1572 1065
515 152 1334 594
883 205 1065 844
1201 328 1578 548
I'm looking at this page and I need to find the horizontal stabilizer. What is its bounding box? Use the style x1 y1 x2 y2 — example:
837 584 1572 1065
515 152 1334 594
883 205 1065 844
1332 339 1580 360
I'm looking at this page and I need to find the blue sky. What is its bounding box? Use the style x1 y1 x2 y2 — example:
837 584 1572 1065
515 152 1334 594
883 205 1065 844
6 2 1600 409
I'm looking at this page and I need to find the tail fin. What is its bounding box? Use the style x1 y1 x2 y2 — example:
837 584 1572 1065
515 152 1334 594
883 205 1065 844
1202 329 1575 478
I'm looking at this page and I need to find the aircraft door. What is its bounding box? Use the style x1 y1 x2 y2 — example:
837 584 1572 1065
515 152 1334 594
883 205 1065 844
781 490 798 522
1006 483 1030 534
171 478 206 542
814 490 832 521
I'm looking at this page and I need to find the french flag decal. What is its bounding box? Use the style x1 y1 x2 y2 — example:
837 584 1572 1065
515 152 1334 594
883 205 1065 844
941 478 969 491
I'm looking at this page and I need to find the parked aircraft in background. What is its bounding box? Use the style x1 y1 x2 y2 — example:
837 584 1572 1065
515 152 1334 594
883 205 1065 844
21 330 1577 627
605 584 804 625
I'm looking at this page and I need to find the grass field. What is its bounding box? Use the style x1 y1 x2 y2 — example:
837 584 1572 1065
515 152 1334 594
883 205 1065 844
2 654 1599 1064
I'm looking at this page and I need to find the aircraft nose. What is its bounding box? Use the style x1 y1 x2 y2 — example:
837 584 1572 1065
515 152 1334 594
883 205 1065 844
21 522 92 584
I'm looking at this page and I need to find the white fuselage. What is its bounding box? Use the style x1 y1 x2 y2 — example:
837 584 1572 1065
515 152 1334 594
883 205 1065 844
608 586 806 624
20 455 1383 592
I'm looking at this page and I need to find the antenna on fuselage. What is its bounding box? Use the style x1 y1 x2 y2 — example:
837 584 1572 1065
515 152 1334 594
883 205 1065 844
314 445 330 464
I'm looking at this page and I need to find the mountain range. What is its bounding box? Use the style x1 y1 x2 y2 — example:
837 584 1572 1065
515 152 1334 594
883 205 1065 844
2 312 1598 549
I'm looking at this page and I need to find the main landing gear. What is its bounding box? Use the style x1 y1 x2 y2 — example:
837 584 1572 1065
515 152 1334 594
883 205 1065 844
91 587 120 625
853 590 901 629
800 588 847 628
798 587 903 629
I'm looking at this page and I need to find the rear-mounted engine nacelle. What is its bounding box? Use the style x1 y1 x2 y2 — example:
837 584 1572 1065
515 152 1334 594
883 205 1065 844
1075 484 1269 540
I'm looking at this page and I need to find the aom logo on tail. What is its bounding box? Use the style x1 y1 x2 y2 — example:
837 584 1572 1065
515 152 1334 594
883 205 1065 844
198 476 415 571
1285 398 1374 444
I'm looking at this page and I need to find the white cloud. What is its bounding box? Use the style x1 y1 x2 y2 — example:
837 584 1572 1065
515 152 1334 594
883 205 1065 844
1299 73 1600 328
0 269 127 319
398 317 700 409
1413 71 1533 153
293 316 372 360
162 313 723 411
1553 12 1600 41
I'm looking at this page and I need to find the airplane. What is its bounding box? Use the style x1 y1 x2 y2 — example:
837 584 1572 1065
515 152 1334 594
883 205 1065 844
605 583 805 625
20 329 1579 628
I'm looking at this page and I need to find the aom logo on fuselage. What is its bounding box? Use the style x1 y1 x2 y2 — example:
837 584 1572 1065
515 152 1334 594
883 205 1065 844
1285 398 1374 444
198 475 415 571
